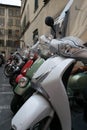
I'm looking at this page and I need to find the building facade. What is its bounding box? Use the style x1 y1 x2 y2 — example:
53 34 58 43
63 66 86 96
20 0 68 48
20 0 87 48
0 4 21 58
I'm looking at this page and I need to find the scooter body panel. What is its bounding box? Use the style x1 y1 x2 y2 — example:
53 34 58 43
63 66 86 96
15 60 33 83
14 81 31 95
38 58 75 130
11 93 53 130
21 59 33 76
26 57 45 79
33 56 65 79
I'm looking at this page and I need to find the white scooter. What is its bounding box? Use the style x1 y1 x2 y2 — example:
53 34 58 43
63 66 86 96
10 30 87 130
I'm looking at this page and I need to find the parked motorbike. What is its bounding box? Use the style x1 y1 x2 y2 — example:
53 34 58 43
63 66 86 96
0 52 5 66
15 52 38 84
9 53 38 88
4 52 29 88
4 52 27 77
67 66 87 121
10 16 87 130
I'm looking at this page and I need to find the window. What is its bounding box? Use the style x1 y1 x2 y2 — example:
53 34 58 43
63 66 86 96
14 40 20 48
26 4 29 24
8 29 13 36
15 19 20 26
6 40 14 47
15 9 20 17
6 40 19 47
0 29 4 36
34 0 38 12
21 15 30 35
33 29 38 44
8 19 13 26
0 8 5 15
9 8 20 17
22 15 26 30
0 39 4 46
9 9 13 16
43 0 50 5
15 30 20 37
0 18 5 27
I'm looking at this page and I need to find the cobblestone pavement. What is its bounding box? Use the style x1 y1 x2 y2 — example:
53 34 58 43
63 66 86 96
0 65 14 130
72 110 87 130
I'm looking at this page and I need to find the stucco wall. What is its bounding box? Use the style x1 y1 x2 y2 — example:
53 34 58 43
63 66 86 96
68 0 87 43
22 0 68 46
22 0 87 46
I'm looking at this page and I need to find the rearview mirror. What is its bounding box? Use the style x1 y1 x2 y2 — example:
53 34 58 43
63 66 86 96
45 16 54 27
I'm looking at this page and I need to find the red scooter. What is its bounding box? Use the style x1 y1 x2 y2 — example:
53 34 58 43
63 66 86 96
15 53 38 83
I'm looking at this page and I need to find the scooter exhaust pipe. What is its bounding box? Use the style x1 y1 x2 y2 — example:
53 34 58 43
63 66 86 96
11 93 53 130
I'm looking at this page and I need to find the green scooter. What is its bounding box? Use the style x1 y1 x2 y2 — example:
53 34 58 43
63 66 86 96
67 66 87 121
10 56 45 114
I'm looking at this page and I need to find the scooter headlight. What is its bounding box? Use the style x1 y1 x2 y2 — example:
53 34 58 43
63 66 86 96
18 77 28 88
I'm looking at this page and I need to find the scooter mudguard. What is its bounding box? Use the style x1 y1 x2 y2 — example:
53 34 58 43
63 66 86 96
33 56 65 79
14 81 31 95
21 59 33 76
15 60 34 83
14 57 45 95
68 72 87 91
15 74 24 83
11 93 53 130
26 57 45 79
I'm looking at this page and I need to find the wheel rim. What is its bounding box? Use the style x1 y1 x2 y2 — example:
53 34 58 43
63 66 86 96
4 65 14 77
29 113 62 130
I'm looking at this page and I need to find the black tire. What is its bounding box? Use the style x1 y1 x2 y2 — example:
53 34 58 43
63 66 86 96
28 113 62 130
10 94 23 114
9 74 18 88
11 88 35 114
4 65 14 77
0 57 3 66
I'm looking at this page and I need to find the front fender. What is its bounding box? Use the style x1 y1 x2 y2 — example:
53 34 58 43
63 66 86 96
11 93 53 130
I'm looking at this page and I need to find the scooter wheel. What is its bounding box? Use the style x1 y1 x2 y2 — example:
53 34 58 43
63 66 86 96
10 94 23 114
4 65 14 77
0 57 3 66
9 74 18 88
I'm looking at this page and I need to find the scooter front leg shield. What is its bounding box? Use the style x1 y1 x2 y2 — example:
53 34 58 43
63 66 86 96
11 93 53 130
14 81 31 95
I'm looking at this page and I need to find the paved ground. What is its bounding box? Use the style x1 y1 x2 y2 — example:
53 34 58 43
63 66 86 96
0 65 14 130
72 110 87 130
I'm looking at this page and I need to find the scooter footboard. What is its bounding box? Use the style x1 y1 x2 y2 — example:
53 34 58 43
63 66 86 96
11 93 53 130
